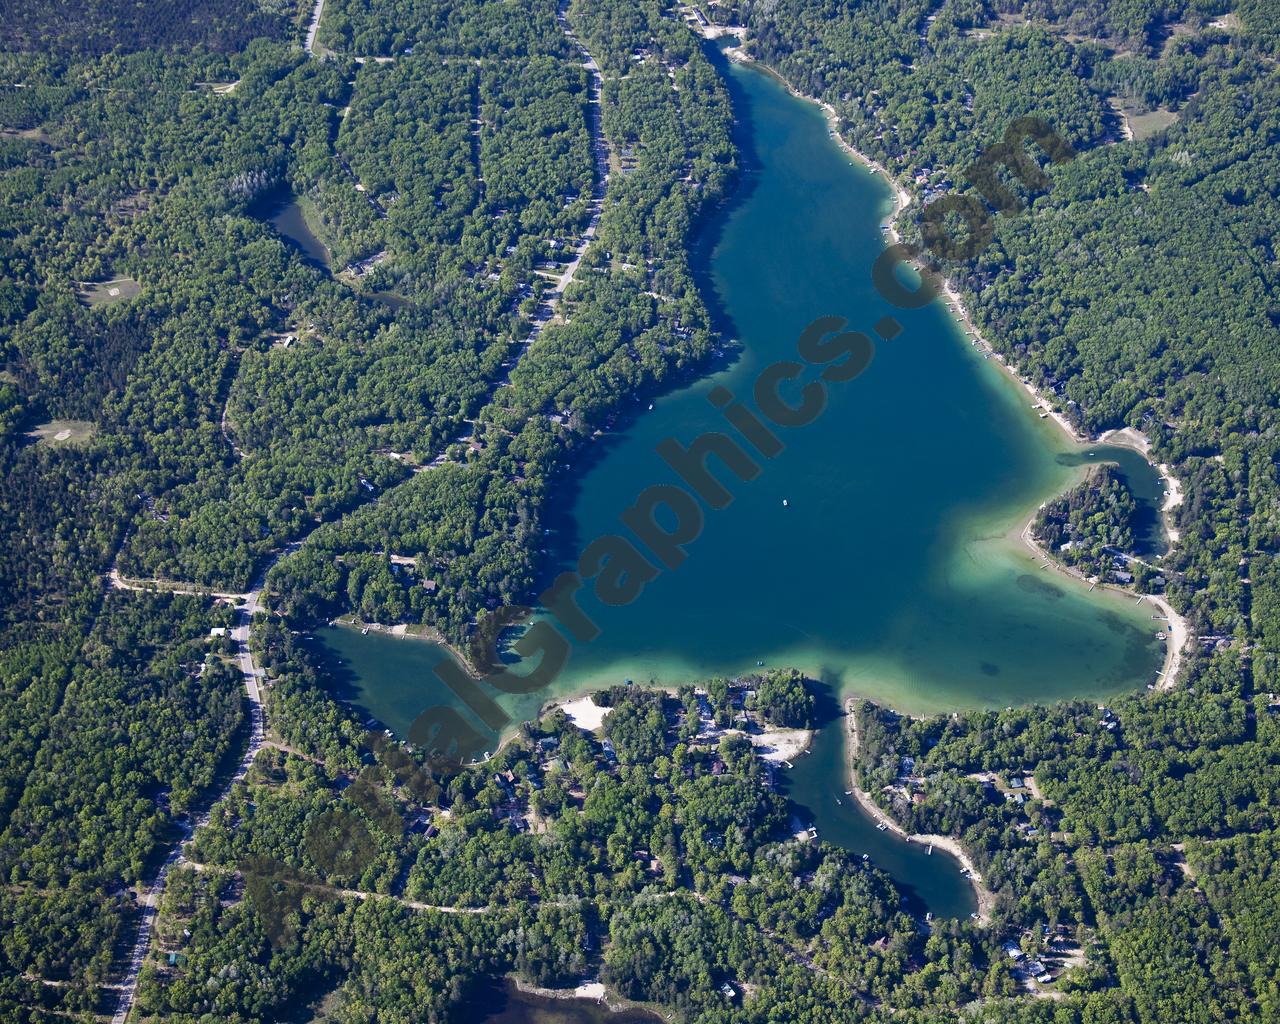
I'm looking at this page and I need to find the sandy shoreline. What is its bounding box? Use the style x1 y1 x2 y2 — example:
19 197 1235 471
704 24 913 234
510 975 650 1014
746 726 812 763
1016 517 1188 691
1097 426 1184 545
552 694 611 731
845 705 995 925
695 16 1190 695
544 693 813 762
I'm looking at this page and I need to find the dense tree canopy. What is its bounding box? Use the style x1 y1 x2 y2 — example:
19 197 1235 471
3 0 1280 1020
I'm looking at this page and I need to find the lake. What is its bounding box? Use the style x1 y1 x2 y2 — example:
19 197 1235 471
311 49 1164 916
458 979 659 1024
250 187 331 267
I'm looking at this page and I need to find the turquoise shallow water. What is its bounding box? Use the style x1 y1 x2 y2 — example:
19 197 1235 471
312 51 1165 916
529 53 1162 715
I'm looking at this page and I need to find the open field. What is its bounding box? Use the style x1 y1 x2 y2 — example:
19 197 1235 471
78 276 140 307
27 419 97 446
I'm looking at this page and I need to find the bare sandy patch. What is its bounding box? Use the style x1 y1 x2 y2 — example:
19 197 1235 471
746 727 812 763
555 695 611 732
28 419 96 446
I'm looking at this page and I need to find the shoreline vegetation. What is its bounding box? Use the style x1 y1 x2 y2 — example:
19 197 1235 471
689 14 1189 694
676 15 1187 928
546 692 815 763
844 702 996 926
335 18 1186 920
355 16 1189 716
510 975 654 1016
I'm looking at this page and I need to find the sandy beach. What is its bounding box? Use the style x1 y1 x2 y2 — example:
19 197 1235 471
511 975 646 1014
845 705 995 924
746 726 813 763
551 694 611 731
548 692 812 762
1097 426 1185 545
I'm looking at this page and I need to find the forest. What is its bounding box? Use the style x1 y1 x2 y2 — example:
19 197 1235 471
851 641 1280 1022
697 3 1280 1015
135 684 1009 1022
0 0 741 1015
2 0 1280 1020
1030 465 1141 578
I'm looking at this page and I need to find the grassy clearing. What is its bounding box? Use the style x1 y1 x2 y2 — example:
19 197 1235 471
1126 105 1179 141
1107 97 1179 143
1 127 53 144
78 276 140 307
28 419 96 446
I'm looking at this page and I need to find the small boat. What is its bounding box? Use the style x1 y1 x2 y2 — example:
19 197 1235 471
862 853 870 861
648 403 654 410
782 498 789 506
835 798 842 805
876 822 888 831
927 845 934 855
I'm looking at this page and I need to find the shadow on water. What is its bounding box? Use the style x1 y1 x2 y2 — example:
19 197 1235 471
688 38 767 346
248 186 331 269
1057 444 1168 557
304 626 499 751
778 679 976 920
458 977 660 1024
537 41 760 584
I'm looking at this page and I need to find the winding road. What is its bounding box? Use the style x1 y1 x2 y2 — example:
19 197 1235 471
107 10 611 1020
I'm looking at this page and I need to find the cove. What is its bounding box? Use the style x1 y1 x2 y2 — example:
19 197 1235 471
314 51 1165 916
457 978 660 1024
249 186 331 267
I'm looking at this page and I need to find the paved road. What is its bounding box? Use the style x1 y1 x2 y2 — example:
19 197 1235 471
108 8 612 1015
110 566 271 1023
304 0 327 55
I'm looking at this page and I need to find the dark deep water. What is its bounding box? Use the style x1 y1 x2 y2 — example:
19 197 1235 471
457 978 660 1024
250 187 330 267
313 49 1167 918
